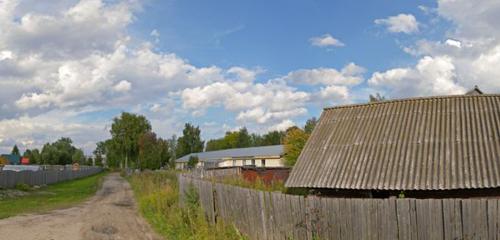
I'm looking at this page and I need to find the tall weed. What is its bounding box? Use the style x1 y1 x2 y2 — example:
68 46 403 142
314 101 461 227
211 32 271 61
129 171 244 240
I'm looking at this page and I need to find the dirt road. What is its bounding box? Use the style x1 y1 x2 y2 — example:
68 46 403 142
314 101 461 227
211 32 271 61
0 173 162 240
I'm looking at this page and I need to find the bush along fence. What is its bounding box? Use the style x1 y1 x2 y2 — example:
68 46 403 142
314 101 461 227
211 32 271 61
0 167 102 188
179 174 500 240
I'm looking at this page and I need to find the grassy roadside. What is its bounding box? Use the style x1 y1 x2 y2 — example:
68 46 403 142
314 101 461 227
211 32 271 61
128 171 245 240
0 171 107 219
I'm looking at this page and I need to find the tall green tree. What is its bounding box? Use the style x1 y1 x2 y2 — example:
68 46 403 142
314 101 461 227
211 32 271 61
11 145 20 156
369 93 386 102
205 127 253 151
93 141 106 167
176 123 204 158
262 131 285 145
236 127 251 148
41 143 58 165
72 149 85 164
304 117 318 134
205 138 226 151
104 139 121 168
187 155 199 169
283 127 310 166
110 112 152 168
167 135 177 168
250 133 264 146
37 138 81 165
138 132 161 170
158 138 171 168
53 138 76 164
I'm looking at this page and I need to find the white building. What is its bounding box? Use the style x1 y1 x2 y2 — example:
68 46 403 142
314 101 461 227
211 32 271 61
175 145 285 170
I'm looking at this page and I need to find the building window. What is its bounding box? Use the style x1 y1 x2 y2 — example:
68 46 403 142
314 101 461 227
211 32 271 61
251 159 255 166
262 159 266 167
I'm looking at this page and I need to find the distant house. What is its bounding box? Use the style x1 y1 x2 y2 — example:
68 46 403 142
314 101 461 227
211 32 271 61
1 154 21 165
21 157 30 165
286 91 500 198
175 145 285 170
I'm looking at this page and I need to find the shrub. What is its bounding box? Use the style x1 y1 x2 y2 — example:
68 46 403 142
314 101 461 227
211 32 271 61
129 171 244 240
15 183 32 192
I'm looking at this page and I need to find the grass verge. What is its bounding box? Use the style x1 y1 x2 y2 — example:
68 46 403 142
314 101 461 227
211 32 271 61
128 171 245 240
0 171 107 219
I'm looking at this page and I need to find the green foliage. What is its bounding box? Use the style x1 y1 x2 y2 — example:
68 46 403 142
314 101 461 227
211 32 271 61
398 191 405 198
205 127 252 151
284 128 310 166
158 138 171 168
110 112 152 168
187 156 199 169
304 117 318 134
184 184 200 210
103 139 122 168
0 172 106 219
93 141 106 167
15 183 31 192
23 149 41 164
11 145 20 156
167 135 178 168
369 93 386 102
23 137 83 165
261 131 285 145
72 149 85 164
176 123 204 158
138 132 171 170
128 171 244 240
205 128 284 152
98 113 175 170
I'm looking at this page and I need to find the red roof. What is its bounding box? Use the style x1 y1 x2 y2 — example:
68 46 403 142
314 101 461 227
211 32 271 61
21 157 30 165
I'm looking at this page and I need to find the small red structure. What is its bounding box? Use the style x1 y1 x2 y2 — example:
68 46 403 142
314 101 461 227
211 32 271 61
21 157 30 165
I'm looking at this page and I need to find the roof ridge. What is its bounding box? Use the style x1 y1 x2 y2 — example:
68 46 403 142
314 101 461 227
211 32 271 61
324 93 500 110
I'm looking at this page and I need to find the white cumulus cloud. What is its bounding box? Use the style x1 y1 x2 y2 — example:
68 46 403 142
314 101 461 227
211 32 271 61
113 80 131 93
282 63 365 86
369 56 466 97
375 14 419 34
309 34 345 47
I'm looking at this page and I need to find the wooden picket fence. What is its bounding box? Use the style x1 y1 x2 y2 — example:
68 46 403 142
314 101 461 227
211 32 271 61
0 167 102 188
179 174 500 240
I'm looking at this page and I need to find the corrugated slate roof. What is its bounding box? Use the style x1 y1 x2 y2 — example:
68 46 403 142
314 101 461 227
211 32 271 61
176 145 284 163
286 94 500 190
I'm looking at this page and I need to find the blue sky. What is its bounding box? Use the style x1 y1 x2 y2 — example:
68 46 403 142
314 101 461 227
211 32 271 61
134 1 432 74
1 0 499 153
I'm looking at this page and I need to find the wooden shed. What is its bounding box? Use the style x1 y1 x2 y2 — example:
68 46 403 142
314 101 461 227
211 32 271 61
286 93 500 198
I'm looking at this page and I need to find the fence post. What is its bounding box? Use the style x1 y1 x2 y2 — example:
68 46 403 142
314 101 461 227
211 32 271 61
259 190 268 240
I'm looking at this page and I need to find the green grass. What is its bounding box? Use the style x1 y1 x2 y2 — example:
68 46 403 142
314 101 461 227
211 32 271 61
128 171 245 240
0 171 107 219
